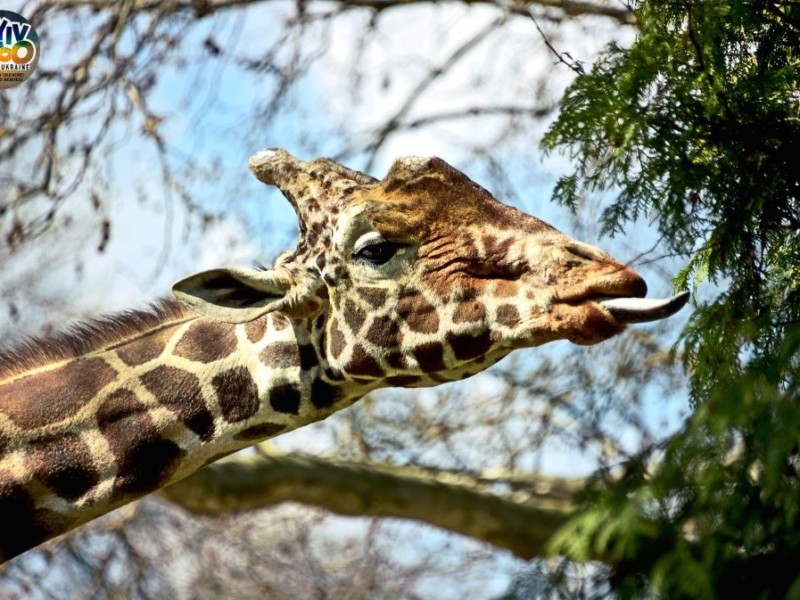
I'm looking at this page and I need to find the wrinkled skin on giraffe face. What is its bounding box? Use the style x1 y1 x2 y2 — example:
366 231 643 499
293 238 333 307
174 149 688 387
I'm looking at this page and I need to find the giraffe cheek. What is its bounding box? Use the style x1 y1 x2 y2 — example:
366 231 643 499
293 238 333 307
396 291 440 334
453 299 487 325
365 316 403 348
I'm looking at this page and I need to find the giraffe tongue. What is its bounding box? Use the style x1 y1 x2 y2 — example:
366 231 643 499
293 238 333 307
599 292 690 323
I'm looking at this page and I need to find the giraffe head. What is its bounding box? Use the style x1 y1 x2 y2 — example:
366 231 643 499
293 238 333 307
174 149 687 388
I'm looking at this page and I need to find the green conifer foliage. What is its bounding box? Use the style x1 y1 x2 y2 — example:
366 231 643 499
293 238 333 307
543 2 800 597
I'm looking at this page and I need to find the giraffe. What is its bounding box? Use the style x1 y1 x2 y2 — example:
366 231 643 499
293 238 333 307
0 148 688 563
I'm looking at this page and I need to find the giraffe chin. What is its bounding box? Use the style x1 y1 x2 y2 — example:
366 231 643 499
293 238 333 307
598 292 690 324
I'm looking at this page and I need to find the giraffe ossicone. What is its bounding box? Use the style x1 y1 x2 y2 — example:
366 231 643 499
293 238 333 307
0 148 688 563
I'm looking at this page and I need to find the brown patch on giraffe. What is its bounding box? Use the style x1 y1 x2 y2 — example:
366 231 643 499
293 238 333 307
270 313 290 331
298 344 319 370
116 326 175 366
0 358 117 430
173 320 237 363
0 471 50 561
330 324 346 359
234 422 287 441
396 291 439 334
412 341 446 373
245 318 267 343
260 342 301 369
269 384 301 414
212 367 260 423
492 281 519 298
428 372 451 383
315 279 330 300
310 378 343 409
324 367 346 381
26 434 99 501
453 301 486 324
343 298 367 334
358 287 388 309
365 316 403 348
482 234 515 262
481 233 497 256
446 330 494 361
345 345 385 378
496 304 520 327
140 366 216 442
385 352 408 370
455 234 478 262
97 389 185 497
33 506 74 538
385 375 422 387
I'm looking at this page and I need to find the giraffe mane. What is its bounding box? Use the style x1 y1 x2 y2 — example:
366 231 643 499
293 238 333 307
0 299 195 381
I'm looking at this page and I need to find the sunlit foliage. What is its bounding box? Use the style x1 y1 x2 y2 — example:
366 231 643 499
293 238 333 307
544 1 800 596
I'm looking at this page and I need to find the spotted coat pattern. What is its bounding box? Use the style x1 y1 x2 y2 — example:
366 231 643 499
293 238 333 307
0 149 650 562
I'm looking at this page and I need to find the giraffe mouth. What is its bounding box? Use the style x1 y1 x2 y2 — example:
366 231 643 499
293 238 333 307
596 292 690 323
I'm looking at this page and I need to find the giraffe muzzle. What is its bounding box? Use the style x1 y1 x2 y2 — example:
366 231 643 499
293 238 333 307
598 292 690 323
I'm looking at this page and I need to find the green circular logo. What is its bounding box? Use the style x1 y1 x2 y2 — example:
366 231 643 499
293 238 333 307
0 10 39 89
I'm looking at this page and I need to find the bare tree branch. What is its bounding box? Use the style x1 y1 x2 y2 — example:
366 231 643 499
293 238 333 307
161 447 583 559
401 104 556 129
315 0 636 25
353 13 509 170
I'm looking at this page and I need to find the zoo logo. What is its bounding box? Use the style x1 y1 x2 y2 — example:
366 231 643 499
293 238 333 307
0 10 39 89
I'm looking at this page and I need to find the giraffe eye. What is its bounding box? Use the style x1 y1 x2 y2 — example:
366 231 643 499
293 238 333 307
353 238 403 266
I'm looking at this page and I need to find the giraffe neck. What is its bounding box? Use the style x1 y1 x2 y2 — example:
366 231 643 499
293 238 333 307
0 304 365 563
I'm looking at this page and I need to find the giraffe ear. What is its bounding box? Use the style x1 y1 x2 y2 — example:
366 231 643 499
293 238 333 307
172 267 293 324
